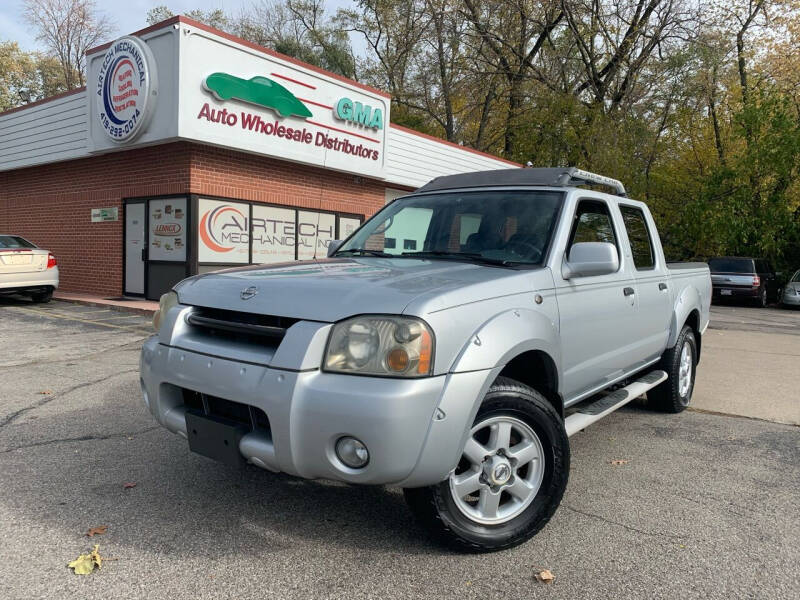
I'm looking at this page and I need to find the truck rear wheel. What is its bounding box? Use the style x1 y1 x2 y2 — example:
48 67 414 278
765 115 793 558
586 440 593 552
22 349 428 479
649 325 696 413
403 377 569 552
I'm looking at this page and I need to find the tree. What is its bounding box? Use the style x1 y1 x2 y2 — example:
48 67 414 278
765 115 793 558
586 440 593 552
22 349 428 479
461 0 564 157
23 0 115 89
0 41 71 111
146 5 231 31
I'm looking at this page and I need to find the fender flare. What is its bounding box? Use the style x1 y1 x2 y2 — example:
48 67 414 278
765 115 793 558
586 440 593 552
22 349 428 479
667 285 701 348
450 308 561 377
399 309 561 488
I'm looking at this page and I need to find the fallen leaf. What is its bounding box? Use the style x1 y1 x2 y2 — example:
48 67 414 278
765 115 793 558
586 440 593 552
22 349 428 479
38 390 52 395
535 569 555 584
122 482 136 489
86 525 107 537
610 459 629 466
67 544 103 575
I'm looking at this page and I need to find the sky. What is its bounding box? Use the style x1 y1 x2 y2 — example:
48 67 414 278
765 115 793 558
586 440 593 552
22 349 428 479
0 0 353 52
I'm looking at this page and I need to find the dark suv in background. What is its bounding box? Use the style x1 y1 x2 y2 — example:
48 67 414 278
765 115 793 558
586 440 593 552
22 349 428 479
708 257 780 307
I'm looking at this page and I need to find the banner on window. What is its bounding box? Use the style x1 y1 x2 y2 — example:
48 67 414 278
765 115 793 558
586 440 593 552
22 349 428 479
198 198 249 263
149 198 186 261
252 205 296 264
297 211 336 260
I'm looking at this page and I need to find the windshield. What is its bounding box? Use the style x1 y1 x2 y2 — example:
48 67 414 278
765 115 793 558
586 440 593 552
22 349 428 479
708 258 754 273
337 190 564 266
792 270 800 282
0 235 36 249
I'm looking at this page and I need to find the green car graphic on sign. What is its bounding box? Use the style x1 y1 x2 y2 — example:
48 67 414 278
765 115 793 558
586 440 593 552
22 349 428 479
203 72 313 119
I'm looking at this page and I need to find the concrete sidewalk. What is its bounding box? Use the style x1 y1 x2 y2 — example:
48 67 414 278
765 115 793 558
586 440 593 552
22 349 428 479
693 328 800 426
54 291 157 315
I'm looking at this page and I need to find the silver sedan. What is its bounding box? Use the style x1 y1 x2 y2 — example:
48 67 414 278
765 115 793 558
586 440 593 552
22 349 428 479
781 269 800 307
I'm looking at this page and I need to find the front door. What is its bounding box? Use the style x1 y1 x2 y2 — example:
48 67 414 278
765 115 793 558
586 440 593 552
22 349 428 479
124 201 146 295
554 198 639 402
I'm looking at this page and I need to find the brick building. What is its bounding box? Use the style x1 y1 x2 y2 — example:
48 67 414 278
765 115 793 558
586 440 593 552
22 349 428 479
0 17 515 300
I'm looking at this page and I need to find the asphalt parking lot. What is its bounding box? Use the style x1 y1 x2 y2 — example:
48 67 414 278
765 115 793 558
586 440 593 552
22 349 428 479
0 298 798 599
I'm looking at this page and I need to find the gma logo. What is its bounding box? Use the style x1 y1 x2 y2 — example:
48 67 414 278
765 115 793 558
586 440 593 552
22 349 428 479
334 98 384 130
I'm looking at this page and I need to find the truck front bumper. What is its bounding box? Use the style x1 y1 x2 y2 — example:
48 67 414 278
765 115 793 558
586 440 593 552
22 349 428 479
140 336 494 487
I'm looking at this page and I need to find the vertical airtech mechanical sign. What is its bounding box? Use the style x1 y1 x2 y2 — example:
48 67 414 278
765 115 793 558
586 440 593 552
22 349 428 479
96 36 158 142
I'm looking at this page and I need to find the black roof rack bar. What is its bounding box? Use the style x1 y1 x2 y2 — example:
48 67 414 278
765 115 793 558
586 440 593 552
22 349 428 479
415 166 627 196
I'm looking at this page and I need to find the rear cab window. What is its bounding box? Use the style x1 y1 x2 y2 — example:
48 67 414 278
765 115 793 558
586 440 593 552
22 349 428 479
708 258 755 274
619 205 655 270
0 235 36 249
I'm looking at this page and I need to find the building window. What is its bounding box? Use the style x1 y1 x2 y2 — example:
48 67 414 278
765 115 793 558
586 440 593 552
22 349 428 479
404 239 417 250
384 237 396 249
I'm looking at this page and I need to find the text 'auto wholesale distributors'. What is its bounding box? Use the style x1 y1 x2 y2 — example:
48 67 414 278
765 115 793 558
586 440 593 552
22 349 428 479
197 103 380 161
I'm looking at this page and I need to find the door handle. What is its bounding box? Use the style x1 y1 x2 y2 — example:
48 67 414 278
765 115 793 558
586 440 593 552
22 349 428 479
623 287 635 297
659 282 668 291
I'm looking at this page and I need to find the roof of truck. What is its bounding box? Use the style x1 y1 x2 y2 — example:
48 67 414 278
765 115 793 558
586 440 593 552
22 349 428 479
416 167 627 197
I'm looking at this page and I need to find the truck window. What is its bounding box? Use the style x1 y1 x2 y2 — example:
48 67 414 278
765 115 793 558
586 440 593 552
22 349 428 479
568 200 618 257
619 205 655 269
341 190 563 265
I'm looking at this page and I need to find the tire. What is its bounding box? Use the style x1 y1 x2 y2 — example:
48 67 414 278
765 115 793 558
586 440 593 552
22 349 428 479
649 326 697 413
403 377 569 552
29 288 53 303
756 287 767 308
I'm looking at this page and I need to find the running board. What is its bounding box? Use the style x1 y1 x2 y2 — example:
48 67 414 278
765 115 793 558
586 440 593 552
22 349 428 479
564 370 667 437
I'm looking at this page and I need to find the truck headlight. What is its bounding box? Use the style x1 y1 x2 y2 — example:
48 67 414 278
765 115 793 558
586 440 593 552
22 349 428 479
324 316 434 377
152 291 179 332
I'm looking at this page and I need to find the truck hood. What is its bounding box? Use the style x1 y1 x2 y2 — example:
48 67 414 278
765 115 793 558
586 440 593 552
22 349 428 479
175 258 541 322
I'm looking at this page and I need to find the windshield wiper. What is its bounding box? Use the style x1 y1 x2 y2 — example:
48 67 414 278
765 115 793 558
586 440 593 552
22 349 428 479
335 248 393 258
401 250 516 267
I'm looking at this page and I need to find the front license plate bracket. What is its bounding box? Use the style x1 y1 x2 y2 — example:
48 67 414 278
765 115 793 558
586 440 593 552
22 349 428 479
185 410 247 467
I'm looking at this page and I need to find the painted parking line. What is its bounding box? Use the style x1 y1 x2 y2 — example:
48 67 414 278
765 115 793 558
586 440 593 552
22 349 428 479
7 306 152 333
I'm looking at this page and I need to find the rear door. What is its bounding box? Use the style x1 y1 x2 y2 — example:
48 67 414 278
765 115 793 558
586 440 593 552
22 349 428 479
618 204 671 363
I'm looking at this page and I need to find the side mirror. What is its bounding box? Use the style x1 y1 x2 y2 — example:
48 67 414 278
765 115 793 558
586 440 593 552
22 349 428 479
562 242 619 279
327 240 343 258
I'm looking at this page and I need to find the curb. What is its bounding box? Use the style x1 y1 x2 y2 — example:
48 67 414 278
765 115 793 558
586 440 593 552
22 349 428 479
53 294 156 317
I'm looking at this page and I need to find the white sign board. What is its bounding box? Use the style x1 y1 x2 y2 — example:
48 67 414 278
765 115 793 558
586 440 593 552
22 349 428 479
198 198 249 263
179 27 389 180
149 198 186 261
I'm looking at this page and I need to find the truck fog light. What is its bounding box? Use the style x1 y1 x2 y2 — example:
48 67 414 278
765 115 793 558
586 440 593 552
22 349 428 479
335 436 369 468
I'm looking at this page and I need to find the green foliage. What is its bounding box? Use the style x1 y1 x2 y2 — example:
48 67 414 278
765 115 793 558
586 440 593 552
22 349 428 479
0 41 70 111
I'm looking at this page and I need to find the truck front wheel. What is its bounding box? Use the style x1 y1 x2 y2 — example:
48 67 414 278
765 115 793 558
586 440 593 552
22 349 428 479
403 377 569 552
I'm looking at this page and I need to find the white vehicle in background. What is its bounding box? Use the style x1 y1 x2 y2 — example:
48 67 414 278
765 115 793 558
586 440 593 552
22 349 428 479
0 235 59 303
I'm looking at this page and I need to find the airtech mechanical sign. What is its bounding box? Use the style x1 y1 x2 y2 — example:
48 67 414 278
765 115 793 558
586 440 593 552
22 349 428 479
95 36 158 142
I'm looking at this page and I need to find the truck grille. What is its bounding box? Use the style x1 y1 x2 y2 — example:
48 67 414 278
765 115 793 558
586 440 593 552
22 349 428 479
185 306 299 345
182 388 271 434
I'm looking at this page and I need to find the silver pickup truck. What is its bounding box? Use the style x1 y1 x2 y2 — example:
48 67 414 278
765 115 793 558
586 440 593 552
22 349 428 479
140 167 711 552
